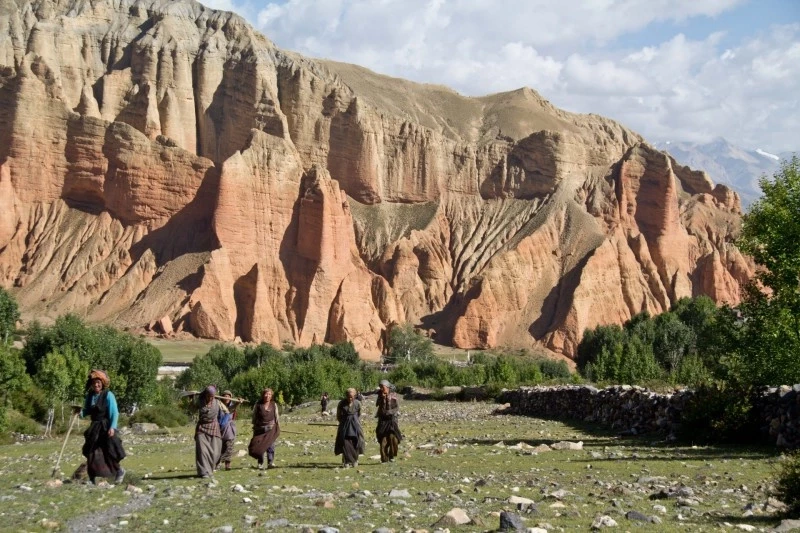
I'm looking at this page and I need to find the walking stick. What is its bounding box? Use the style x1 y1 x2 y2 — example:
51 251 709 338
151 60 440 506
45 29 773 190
52 411 80 479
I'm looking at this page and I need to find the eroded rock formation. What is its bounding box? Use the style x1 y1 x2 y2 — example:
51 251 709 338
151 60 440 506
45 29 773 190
0 0 753 359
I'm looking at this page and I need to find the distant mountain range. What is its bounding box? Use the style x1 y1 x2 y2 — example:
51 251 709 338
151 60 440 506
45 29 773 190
655 138 795 209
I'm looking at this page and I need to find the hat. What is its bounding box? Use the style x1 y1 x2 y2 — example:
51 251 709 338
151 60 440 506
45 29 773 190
379 379 391 388
222 390 232 397
88 369 110 388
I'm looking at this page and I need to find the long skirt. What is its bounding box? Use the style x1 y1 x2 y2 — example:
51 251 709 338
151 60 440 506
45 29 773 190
341 437 359 465
83 421 125 481
195 433 222 477
248 426 280 462
86 446 122 480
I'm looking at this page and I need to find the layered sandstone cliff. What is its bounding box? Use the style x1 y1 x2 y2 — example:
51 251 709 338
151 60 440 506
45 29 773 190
0 0 753 359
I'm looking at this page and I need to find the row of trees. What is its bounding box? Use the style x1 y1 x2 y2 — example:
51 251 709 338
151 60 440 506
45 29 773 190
577 296 729 386
177 340 572 406
0 306 162 434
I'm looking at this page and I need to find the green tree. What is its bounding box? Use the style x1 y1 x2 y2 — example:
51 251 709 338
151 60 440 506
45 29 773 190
329 341 359 366
652 312 696 373
118 340 161 409
577 324 625 372
0 288 20 345
244 343 282 368
0 345 29 433
734 156 800 386
386 324 434 364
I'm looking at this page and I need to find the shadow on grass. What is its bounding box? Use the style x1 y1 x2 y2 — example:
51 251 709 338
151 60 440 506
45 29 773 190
289 462 379 469
463 414 779 462
145 473 200 481
696 513 781 528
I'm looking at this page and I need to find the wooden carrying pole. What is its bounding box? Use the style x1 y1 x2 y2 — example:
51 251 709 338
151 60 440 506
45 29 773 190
52 411 80 478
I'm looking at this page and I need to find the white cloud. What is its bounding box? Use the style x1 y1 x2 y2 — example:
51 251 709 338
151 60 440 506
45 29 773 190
199 0 797 153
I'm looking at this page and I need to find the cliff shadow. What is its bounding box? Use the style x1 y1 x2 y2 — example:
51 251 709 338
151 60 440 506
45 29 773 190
277 186 316 341
479 133 558 201
529 251 592 340
128 165 221 266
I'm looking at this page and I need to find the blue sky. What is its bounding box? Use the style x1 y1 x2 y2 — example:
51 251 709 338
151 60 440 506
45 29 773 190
204 0 799 153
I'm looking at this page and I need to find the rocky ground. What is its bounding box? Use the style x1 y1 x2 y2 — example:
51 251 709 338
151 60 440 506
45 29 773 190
0 401 793 532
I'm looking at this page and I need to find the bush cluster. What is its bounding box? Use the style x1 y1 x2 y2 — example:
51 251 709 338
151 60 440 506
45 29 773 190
174 338 574 407
176 341 381 405
129 405 189 428
22 315 162 410
577 296 728 387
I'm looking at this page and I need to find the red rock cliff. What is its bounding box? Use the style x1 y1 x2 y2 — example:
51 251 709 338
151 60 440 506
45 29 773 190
0 0 752 359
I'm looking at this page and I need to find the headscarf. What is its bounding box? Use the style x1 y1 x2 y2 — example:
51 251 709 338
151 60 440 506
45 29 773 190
88 369 110 388
379 379 391 388
205 385 217 396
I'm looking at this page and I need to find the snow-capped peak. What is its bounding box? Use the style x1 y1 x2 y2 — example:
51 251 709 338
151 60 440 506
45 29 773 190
755 148 780 161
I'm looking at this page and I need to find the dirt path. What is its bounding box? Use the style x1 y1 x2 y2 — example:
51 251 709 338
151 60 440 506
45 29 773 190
66 493 153 532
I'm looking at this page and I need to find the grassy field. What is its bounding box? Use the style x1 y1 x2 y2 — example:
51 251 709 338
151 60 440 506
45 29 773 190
147 337 226 364
0 401 786 532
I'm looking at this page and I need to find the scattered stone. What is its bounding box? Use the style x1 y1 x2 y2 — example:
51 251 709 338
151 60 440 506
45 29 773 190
389 489 411 498
652 504 667 514
211 527 233 533
232 484 249 493
773 519 800 532
509 496 535 505
263 518 290 529
499 511 524 531
315 499 335 509
625 511 649 522
433 508 471 527
591 515 618 529
45 479 62 488
551 441 583 451
131 423 160 434
318 528 339 533
39 519 59 530
242 497 252 503
372 528 394 533
736 525 757 532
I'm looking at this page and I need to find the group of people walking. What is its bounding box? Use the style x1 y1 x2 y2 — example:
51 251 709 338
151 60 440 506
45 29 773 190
75 370 402 484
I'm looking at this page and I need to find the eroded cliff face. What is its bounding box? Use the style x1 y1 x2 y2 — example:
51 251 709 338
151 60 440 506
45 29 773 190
0 0 753 359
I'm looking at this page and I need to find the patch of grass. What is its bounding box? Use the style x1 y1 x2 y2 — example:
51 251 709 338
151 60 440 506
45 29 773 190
145 337 225 364
0 401 782 531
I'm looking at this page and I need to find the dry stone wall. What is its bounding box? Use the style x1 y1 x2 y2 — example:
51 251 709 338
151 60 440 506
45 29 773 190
501 384 800 448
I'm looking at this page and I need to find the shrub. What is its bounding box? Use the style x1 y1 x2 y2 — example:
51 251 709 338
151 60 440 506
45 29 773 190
5 409 42 436
679 383 759 443
129 405 189 428
538 358 571 380
776 453 800 517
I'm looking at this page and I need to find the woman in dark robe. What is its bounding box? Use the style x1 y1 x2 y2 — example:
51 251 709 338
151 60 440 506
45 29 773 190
195 385 223 478
375 379 402 463
79 369 126 484
335 388 364 467
248 388 280 469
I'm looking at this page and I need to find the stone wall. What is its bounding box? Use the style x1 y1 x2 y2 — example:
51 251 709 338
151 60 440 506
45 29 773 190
499 384 800 448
